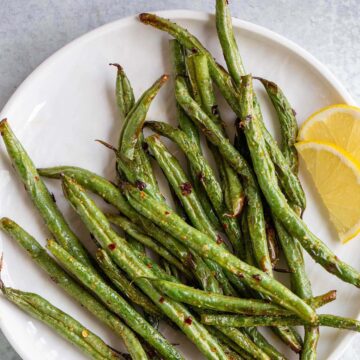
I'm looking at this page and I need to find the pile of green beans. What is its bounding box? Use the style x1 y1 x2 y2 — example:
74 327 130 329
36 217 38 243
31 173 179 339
1 1 360 359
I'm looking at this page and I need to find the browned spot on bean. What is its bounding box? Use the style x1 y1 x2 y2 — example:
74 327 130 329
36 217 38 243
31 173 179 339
135 180 146 190
184 316 192 325
159 297 165 304
252 274 261 281
108 243 116 251
147 263 153 269
180 182 192 196
237 272 244 278
216 235 223 245
164 211 170 215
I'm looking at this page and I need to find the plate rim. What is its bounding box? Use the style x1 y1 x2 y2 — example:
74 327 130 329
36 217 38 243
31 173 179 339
0 9 356 360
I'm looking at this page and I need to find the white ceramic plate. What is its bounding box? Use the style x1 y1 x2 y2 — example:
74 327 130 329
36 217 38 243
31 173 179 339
0 10 358 360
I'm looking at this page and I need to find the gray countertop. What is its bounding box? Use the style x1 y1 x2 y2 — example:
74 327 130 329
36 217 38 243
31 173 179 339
0 1 359 359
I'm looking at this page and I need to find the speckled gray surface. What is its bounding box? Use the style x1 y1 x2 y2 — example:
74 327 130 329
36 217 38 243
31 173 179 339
0 1 359 359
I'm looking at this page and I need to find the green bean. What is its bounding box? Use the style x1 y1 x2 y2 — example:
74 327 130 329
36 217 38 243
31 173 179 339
242 75 360 285
39 165 220 291
125 232 146 255
177 67 360 288
206 327 256 360
175 77 271 275
107 214 191 277
1 285 121 360
95 248 161 317
255 77 298 173
119 74 168 160
191 53 245 218
170 40 221 230
215 0 245 86
110 63 135 120
47 239 184 360
191 52 246 243
38 166 192 271
243 327 286 360
123 183 317 322
145 134 237 296
0 218 147 360
139 12 306 211
61 175 229 360
201 313 360 332
170 40 201 147
146 122 223 218
0 119 92 268
149 278 335 316
139 13 239 112
116 139 164 203
174 73 307 350
216 327 270 360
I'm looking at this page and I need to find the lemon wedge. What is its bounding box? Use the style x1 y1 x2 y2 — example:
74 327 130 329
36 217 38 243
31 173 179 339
298 104 360 163
296 140 360 243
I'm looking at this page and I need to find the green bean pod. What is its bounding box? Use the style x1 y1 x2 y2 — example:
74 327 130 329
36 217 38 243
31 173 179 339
110 63 135 120
149 278 334 316
0 217 147 359
201 313 360 332
191 53 245 218
123 183 317 322
48 239 184 360
119 74 169 160
38 167 192 270
95 248 161 317
171 40 221 230
145 134 237 296
60 175 229 360
174 77 271 275
240 75 360 286
107 214 191 277
1 286 121 360
138 12 306 211
255 77 298 173
0 119 92 268
216 327 271 360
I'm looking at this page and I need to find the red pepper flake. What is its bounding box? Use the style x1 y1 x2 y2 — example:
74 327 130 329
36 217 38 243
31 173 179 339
252 274 261 281
147 263 153 269
180 182 192 196
108 243 116 251
184 316 192 325
159 296 165 304
34 176 39 181
140 191 146 199
216 235 224 245
222 223 228 230
164 211 170 215
135 180 147 190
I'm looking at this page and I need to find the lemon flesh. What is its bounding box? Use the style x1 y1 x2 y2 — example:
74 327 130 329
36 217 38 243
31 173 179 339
296 140 360 243
298 105 360 163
